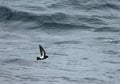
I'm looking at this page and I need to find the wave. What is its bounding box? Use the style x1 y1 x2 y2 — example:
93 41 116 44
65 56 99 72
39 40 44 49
0 6 72 21
87 3 120 10
94 27 120 32
0 6 38 21
0 6 91 29
0 5 120 32
0 6 66 23
48 0 120 10
2 58 33 66
54 40 81 45
0 6 12 21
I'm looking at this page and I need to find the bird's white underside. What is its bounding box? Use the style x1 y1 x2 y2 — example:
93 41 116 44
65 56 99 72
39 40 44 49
40 51 44 59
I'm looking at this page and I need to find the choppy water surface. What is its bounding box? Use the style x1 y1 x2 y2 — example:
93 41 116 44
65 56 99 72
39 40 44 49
0 0 120 84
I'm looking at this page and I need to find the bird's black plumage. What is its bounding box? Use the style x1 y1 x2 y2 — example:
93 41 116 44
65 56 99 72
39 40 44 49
37 45 48 60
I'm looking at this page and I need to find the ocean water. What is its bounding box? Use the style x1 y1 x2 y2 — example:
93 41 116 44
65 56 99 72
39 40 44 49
0 0 120 84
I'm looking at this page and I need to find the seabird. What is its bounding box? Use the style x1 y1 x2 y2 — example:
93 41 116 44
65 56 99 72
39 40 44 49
37 45 48 60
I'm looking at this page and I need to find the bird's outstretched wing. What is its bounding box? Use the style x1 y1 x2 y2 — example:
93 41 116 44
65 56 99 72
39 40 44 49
39 45 46 57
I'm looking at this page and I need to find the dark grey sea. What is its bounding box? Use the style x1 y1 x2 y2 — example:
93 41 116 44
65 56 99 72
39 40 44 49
0 0 120 84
